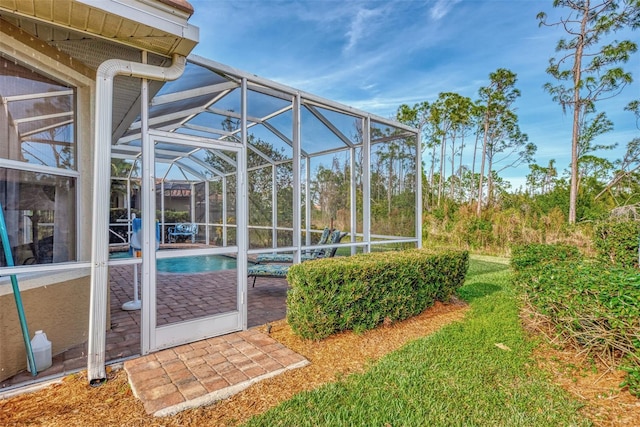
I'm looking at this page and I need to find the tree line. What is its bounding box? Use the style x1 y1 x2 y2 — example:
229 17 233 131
396 0 639 246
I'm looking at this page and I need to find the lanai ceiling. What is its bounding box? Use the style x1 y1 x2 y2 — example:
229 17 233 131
111 54 418 184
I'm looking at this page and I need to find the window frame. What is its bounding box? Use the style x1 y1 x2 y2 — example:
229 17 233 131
0 44 90 279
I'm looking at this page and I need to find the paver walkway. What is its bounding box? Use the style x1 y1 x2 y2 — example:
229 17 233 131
124 328 309 416
1 269 289 391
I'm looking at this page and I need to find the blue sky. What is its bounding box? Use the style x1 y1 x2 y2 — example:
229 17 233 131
187 0 639 190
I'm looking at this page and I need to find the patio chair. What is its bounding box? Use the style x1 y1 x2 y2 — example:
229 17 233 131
167 222 198 243
255 227 331 263
248 229 348 287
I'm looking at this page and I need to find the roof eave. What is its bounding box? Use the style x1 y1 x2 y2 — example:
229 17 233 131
76 0 198 54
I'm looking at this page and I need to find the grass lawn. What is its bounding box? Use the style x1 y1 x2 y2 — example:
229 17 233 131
242 255 590 426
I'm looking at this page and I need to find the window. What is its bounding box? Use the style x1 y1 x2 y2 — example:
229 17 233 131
0 57 77 266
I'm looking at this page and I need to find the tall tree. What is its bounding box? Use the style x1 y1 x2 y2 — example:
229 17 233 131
397 102 434 210
441 93 474 200
538 0 640 223
429 95 452 207
476 68 522 217
485 112 536 206
469 104 485 204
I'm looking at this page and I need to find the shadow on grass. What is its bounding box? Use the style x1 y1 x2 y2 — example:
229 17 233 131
457 282 502 303
467 259 510 276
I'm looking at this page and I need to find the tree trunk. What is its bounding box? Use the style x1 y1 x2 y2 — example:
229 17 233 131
437 134 446 207
450 128 457 199
476 118 490 217
469 131 480 204
569 1 588 224
487 148 494 207
428 143 437 210
458 132 465 200
387 154 393 215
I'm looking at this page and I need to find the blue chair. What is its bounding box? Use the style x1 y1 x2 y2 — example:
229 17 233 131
248 230 348 287
255 227 332 263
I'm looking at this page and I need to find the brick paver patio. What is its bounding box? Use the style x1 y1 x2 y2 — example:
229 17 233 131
124 329 308 416
1 264 290 392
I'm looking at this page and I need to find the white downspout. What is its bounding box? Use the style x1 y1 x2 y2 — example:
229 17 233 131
88 54 186 384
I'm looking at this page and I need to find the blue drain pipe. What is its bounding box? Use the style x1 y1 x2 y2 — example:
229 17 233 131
0 202 37 375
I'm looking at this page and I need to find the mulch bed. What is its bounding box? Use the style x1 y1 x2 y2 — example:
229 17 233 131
1 298 638 426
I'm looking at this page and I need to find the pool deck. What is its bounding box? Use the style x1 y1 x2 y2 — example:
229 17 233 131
0 264 290 392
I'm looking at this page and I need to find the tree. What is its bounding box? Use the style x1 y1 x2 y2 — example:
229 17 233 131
485 114 535 206
476 68 523 217
538 0 640 223
312 157 347 224
397 101 435 209
593 98 640 203
595 137 640 202
398 95 473 210
468 104 485 204
440 93 474 202
626 99 640 129
527 159 558 196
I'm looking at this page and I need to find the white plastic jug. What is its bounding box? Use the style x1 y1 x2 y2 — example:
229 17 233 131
28 330 52 372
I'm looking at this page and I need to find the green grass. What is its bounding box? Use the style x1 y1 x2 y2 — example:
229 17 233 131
243 255 590 427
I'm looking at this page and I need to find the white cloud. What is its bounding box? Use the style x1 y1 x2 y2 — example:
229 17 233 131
343 6 386 54
429 0 461 20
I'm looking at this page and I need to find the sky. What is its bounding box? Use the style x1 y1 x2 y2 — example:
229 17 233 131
187 0 640 190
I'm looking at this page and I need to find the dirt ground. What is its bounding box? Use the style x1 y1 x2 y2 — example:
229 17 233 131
1 299 638 426
522 307 640 426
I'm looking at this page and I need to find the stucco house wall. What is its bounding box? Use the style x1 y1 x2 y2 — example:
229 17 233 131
0 18 96 382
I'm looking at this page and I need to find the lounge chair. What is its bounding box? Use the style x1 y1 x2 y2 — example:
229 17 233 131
255 227 331 263
248 230 348 287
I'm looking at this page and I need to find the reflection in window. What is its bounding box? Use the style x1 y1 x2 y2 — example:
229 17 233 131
0 169 76 266
0 58 77 265
0 58 75 169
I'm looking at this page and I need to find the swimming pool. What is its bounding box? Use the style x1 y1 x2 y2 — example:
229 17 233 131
109 252 237 273
157 254 237 274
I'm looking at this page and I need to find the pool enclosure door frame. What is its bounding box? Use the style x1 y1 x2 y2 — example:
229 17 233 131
141 130 247 354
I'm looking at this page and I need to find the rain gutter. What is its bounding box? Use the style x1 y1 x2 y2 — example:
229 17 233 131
87 54 186 384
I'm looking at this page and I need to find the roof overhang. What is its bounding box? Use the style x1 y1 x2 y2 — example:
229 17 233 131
0 0 200 142
0 0 199 57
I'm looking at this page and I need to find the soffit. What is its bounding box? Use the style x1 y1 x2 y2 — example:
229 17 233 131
0 0 198 57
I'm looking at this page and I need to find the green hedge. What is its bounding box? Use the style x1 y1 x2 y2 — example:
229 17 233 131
286 249 469 340
162 210 190 223
510 243 582 274
593 219 639 269
511 244 640 396
510 243 582 288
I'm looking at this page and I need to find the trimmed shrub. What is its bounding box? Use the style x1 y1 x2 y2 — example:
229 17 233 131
286 249 469 340
162 210 190 224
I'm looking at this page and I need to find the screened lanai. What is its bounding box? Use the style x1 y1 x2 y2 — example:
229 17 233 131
0 46 421 388
91 54 421 384
109 55 422 255
85 55 421 380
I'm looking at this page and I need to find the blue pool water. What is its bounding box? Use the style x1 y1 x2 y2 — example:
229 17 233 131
157 255 237 273
109 251 130 259
109 252 237 273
